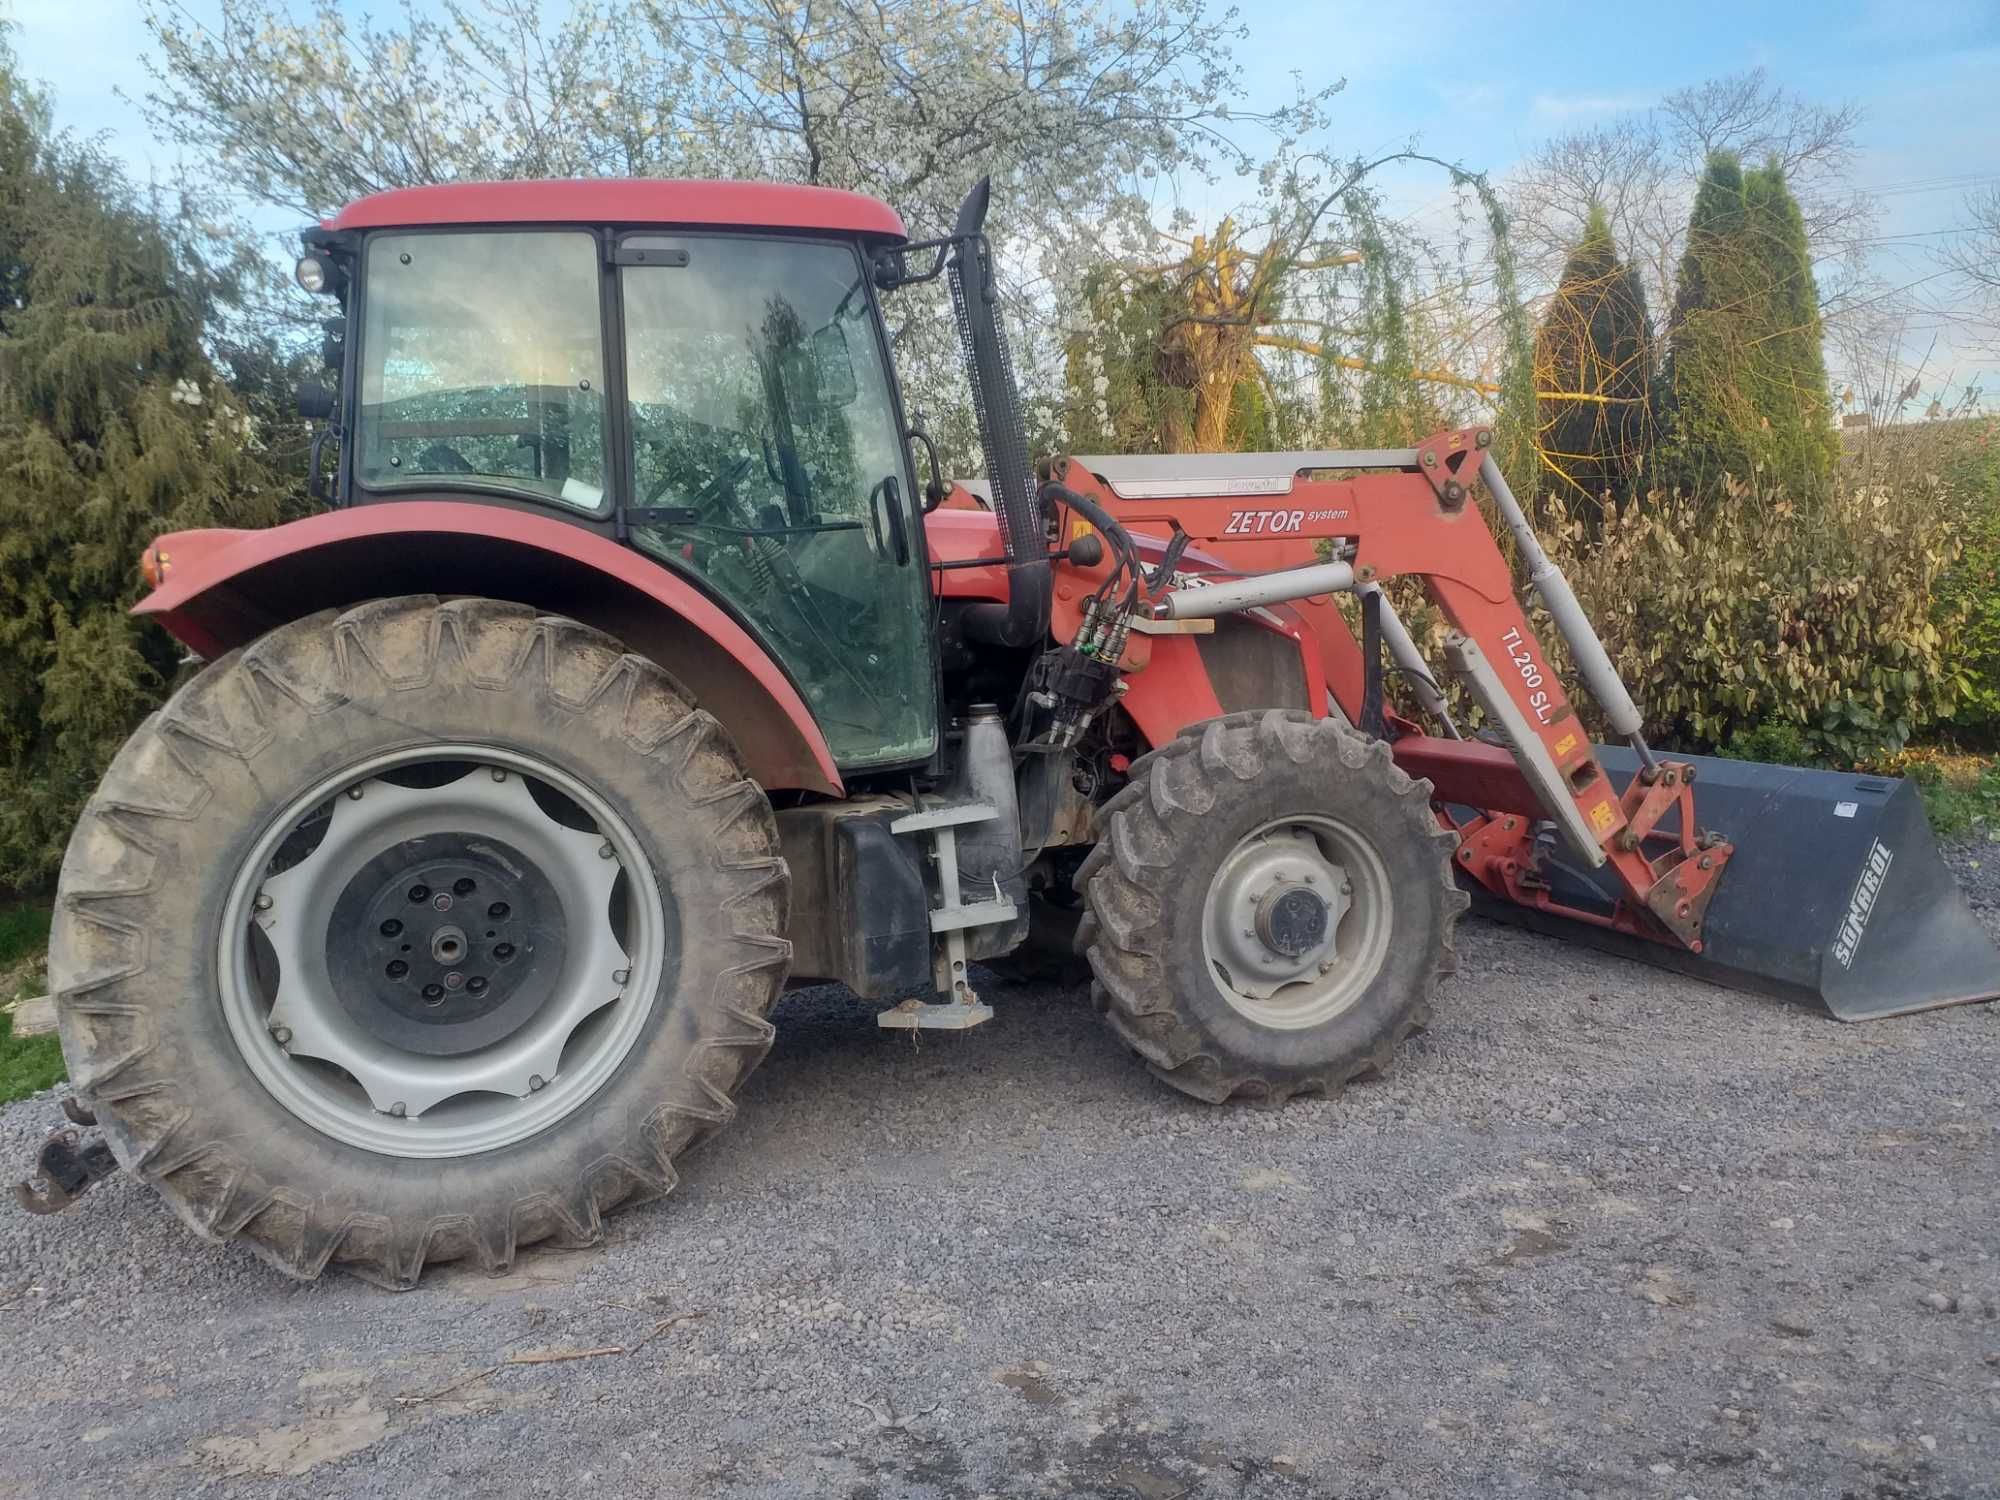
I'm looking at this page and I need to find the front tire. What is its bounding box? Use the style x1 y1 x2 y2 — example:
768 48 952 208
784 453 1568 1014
51 597 789 1287
1079 710 1464 1103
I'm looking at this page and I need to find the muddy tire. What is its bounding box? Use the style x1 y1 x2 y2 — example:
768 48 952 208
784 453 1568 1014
50 597 789 1288
1079 710 1464 1104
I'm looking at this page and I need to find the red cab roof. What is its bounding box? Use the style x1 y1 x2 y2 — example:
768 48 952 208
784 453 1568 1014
324 179 906 239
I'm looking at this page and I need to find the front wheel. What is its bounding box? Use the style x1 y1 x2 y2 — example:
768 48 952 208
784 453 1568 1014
1079 710 1464 1103
51 597 789 1287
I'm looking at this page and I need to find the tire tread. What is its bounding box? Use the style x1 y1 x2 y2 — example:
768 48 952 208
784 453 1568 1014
52 598 788 1288
1081 710 1465 1105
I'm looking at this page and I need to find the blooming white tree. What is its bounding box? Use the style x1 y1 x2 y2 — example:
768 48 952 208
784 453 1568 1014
143 0 1340 453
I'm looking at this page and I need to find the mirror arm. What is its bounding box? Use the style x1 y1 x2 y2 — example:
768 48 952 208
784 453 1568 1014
908 422 952 512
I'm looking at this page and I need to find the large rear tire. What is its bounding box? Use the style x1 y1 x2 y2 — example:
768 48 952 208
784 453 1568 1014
50 597 789 1288
1079 710 1464 1103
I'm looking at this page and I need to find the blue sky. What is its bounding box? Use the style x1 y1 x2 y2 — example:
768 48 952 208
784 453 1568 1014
10 0 1999 393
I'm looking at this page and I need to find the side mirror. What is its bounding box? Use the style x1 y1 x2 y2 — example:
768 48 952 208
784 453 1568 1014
908 421 952 511
296 382 335 422
779 323 858 421
810 322 858 409
321 316 346 370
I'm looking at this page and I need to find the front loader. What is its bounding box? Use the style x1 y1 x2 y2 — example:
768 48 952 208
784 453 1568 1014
27 175 1997 1285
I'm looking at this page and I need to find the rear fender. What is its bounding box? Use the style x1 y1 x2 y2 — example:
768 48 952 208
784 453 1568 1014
136 501 843 795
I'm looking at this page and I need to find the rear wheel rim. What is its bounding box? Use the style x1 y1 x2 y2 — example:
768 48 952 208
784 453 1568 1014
1200 814 1394 1029
217 745 667 1159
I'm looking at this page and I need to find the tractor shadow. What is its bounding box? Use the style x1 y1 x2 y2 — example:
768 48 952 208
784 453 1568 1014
682 966 1167 1192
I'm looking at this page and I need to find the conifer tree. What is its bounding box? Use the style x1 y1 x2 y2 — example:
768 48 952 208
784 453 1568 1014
1533 203 1652 522
1660 152 1837 497
0 44 285 885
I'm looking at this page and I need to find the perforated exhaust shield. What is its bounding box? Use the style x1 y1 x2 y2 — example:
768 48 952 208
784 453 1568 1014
1478 748 2000 1020
946 229 1040 569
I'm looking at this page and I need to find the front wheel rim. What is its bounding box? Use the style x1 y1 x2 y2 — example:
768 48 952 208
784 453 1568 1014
217 745 668 1159
1200 813 1394 1029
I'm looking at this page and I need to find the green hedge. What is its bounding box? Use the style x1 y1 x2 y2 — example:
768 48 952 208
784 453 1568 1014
1533 476 1966 764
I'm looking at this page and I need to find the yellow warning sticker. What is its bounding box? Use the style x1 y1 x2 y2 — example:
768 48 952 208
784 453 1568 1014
1588 801 1616 834
1070 517 1095 544
1553 732 1577 757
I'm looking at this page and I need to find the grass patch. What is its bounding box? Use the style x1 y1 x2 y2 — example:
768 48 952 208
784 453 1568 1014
0 903 50 972
0 901 62 1105
0 1009 64 1104
1904 755 2000 841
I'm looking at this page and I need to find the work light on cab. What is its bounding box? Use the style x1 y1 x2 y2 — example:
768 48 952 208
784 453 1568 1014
294 253 332 294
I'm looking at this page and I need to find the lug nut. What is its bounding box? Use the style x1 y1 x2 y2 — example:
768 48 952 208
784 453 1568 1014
487 901 510 919
254 893 273 911
408 884 430 903
386 960 408 979
270 1025 292 1045
380 918 402 937
389 1102 407 1118
453 878 476 896
494 942 516 961
421 983 444 1004
599 843 614 860
613 967 631 984
466 976 488 995
528 1074 546 1093
346 787 364 801
490 768 507 782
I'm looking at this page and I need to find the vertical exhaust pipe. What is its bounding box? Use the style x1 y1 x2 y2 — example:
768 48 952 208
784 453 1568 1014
946 179 1050 648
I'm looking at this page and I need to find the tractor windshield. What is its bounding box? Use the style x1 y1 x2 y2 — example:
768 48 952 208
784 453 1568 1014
618 234 935 767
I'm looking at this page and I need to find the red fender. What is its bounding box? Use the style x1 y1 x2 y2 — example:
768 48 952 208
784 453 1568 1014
135 501 843 795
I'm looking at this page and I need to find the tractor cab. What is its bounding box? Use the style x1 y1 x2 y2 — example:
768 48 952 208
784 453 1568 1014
299 181 940 771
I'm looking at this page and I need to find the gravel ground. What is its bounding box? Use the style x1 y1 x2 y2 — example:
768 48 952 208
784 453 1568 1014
3 855 1998 1499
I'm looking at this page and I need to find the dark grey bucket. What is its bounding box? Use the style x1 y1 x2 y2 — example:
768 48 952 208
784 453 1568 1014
1470 747 2000 1021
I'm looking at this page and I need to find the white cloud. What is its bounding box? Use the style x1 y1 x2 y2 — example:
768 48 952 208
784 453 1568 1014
1529 91 1653 121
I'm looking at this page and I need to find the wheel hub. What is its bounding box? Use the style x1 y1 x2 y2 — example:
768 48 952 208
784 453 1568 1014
1255 883 1332 958
326 833 564 1057
220 751 666 1158
1200 816 1392 1029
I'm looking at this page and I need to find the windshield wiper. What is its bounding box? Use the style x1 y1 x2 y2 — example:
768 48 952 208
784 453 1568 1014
681 517 864 538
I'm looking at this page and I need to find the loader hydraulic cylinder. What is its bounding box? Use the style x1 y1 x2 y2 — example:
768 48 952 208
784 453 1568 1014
1477 453 1653 767
1154 560 1356 619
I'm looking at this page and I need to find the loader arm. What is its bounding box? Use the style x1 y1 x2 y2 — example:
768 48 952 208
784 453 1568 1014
1040 426 1732 957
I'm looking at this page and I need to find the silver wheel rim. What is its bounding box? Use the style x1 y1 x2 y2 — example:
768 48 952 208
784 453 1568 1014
1200 814 1393 1029
218 746 666 1159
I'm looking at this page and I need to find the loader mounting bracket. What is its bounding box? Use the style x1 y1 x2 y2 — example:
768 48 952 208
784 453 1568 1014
13 1128 119 1216
1452 757 1734 952
1617 761 1733 950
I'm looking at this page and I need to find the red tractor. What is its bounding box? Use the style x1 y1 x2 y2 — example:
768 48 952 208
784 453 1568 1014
35 177 1997 1285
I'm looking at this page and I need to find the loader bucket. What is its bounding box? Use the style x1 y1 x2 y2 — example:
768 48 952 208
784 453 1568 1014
1476 747 2000 1021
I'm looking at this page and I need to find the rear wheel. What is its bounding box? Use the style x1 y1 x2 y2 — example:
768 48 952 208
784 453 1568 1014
51 597 789 1287
1079 710 1464 1103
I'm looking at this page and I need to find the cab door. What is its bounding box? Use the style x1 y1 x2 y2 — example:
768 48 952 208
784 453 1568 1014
616 232 937 769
